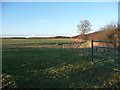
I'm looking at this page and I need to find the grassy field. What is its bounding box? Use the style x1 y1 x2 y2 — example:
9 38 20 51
2 39 120 88
2 38 76 49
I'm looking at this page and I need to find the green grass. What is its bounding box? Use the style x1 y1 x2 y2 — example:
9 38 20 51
2 39 120 88
2 38 72 44
2 38 74 49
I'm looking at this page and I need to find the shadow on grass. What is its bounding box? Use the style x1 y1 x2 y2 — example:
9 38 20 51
34 61 119 88
2 47 120 88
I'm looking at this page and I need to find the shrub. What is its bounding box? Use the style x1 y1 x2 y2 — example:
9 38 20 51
1 74 16 90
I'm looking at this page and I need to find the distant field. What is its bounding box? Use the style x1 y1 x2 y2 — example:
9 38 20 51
2 38 82 49
2 38 73 44
2 39 120 88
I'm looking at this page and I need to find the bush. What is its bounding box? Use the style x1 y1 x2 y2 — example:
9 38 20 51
1 74 16 90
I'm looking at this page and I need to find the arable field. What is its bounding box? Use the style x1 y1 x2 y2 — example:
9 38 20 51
2 39 120 88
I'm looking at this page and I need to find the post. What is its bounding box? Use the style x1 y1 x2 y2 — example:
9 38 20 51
91 40 94 63
114 41 119 71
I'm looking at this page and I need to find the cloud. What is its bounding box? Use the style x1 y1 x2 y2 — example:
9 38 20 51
39 20 49 23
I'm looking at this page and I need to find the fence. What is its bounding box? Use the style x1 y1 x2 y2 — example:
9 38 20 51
91 40 120 71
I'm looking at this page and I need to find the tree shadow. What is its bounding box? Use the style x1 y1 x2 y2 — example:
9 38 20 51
2 47 119 88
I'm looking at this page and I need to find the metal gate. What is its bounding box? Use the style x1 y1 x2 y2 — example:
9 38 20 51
91 40 120 71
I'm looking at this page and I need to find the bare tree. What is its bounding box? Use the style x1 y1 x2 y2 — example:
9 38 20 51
101 23 120 47
102 23 118 40
77 20 92 35
77 20 92 40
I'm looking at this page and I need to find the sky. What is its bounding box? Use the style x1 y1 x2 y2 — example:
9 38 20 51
2 2 118 37
2 0 120 2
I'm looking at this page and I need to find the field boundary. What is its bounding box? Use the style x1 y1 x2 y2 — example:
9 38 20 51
91 40 120 71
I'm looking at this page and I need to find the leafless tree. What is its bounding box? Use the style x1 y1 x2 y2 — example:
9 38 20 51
77 20 92 35
77 20 92 40
101 23 120 47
